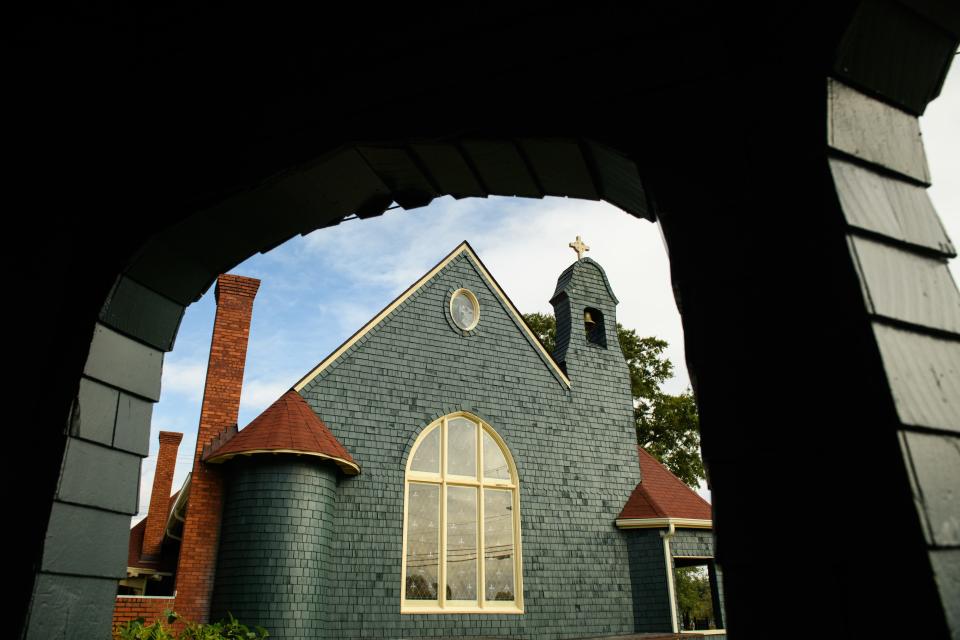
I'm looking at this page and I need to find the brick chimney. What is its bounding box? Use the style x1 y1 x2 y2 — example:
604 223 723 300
140 431 183 562
174 274 260 622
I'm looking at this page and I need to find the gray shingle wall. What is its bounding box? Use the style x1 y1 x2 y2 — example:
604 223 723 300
712 563 726 633
298 252 641 638
670 529 714 558
211 458 338 638
625 530 672 633
23 322 162 640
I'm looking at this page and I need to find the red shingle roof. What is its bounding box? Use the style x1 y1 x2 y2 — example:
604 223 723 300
202 389 359 474
618 447 712 521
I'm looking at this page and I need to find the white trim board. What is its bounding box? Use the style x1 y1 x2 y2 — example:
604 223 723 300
205 448 360 475
615 517 713 529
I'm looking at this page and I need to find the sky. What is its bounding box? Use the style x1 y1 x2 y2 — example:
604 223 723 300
133 62 960 525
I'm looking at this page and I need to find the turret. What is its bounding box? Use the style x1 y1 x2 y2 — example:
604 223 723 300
550 248 629 387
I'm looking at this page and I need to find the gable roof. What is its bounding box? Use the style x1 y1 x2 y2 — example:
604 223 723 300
292 240 571 391
202 389 360 474
616 446 712 528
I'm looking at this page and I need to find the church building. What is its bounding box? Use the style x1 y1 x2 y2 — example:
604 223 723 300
114 241 724 639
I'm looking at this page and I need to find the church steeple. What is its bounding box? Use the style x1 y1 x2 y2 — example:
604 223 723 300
549 252 627 385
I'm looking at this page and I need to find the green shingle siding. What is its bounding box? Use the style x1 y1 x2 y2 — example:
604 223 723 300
671 529 715 558
212 458 338 639
626 530 672 632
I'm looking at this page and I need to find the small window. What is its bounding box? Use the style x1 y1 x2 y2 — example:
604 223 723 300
450 289 480 331
673 558 724 632
584 307 606 347
402 413 523 614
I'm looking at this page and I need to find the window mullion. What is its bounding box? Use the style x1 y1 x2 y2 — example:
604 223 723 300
445 477 481 487
513 486 522 610
477 422 485 609
401 482 408 608
439 417 447 609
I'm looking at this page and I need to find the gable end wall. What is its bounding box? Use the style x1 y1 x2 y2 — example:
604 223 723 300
298 254 641 639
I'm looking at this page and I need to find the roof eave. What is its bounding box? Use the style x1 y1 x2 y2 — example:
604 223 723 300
292 241 571 391
615 517 713 530
205 448 361 475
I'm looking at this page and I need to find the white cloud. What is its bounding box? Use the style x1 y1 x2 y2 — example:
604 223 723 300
240 378 296 415
160 359 207 401
921 62 960 278
311 299 386 339
300 198 492 291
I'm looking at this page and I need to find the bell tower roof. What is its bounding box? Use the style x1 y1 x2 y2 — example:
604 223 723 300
550 257 620 306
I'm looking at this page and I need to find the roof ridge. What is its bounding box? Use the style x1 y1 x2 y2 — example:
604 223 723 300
618 447 711 521
637 481 669 518
292 241 570 392
639 447 711 510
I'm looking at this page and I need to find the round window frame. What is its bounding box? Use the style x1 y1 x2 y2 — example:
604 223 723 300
449 288 480 332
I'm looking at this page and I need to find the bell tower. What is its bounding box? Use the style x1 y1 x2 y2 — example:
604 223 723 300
550 241 630 391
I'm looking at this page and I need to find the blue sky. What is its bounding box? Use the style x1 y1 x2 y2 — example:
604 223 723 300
135 63 960 524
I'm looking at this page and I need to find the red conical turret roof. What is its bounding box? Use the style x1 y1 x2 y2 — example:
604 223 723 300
618 446 711 521
203 389 359 475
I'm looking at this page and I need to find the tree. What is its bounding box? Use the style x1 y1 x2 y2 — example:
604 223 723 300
674 566 715 630
522 312 705 488
635 387 703 490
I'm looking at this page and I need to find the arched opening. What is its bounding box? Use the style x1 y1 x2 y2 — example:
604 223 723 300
583 307 606 348
41 131 956 640
106 194 694 638
14 8 959 638
403 412 523 613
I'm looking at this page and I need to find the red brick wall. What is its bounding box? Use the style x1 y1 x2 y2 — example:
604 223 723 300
112 596 175 632
141 431 183 560
173 274 260 622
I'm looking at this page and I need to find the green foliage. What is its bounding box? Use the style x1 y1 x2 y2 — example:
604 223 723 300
522 312 705 488
616 327 673 401
635 389 704 488
114 612 176 640
113 610 269 640
523 312 557 355
674 566 715 630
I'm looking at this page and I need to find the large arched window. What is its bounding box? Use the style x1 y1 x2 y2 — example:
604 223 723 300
401 412 523 614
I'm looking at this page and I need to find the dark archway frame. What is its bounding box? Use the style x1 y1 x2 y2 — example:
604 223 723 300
15 4 959 638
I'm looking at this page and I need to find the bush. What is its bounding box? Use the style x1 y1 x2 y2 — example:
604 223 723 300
114 610 269 639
